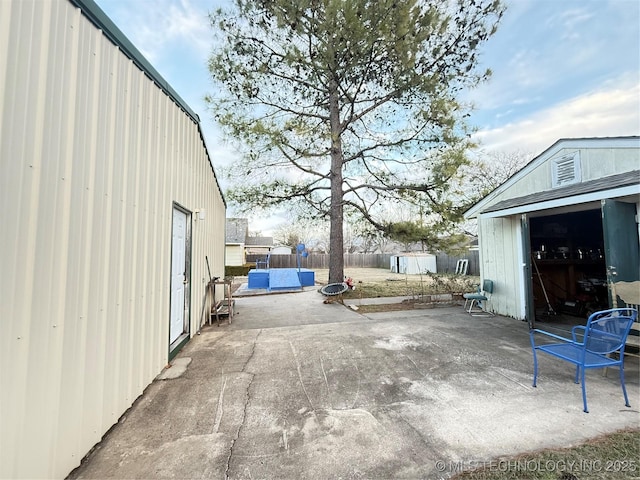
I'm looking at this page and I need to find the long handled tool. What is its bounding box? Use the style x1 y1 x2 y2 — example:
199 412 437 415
205 256 213 284
197 256 216 332
531 255 556 316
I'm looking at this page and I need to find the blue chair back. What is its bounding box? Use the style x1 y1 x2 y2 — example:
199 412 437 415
482 279 494 294
584 309 636 355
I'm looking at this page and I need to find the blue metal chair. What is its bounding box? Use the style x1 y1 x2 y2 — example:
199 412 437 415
463 279 493 314
255 253 270 270
530 308 638 413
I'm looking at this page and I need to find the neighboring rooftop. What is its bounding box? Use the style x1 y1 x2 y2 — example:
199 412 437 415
245 236 274 247
226 218 249 244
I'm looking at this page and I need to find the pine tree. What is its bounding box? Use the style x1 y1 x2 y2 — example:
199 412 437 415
207 0 504 283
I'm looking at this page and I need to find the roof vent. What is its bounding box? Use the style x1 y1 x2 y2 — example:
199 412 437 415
552 152 581 188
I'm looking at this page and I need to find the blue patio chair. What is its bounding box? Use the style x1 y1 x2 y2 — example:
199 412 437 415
255 253 270 270
530 308 637 413
463 279 493 314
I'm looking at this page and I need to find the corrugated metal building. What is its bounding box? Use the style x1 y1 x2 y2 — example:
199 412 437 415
0 0 226 478
465 137 639 323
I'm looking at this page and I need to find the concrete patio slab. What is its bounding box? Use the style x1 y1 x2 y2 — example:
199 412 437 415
68 289 639 479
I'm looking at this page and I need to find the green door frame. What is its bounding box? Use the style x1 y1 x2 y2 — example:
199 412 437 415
520 214 536 328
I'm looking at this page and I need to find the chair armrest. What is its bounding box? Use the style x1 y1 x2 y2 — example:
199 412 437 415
530 329 580 345
571 325 586 342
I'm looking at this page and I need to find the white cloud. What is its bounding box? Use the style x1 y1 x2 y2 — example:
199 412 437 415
473 74 640 154
551 7 594 32
468 0 639 125
105 0 212 63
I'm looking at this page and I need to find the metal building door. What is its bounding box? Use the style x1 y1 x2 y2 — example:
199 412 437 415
170 208 189 345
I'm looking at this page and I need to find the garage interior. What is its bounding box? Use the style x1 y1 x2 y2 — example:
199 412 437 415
529 208 609 319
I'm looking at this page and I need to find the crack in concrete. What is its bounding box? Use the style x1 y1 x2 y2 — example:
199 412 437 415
240 329 261 372
213 373 227 433
320 357 333 409
378 405 442 459
289 340 315 411
224 329 261 480
350 361 362 409
402 353 426 377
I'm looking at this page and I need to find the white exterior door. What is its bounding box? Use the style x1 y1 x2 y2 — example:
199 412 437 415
170 208 188 344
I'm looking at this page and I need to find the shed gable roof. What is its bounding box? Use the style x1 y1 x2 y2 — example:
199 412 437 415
484 170 640 213
465 136 640 218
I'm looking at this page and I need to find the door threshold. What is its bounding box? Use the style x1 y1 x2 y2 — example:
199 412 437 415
169 333 190 361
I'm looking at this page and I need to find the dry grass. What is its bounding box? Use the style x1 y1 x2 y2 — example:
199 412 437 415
313 267 479 299
452 428 640 480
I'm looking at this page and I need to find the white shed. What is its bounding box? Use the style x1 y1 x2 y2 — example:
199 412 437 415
390 254 437 274
465 137 639 324
0 1 226 478
272 246 293 254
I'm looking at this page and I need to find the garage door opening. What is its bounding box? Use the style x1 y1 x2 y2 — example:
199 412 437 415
529 208 608 319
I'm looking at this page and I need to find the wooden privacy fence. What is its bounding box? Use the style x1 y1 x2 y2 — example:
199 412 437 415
246 251 479 275
435 252 480 275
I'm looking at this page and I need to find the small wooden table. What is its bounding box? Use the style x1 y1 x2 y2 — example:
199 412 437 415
209 278 235 326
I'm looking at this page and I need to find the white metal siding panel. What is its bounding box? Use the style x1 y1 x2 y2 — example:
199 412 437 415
0 1 226 478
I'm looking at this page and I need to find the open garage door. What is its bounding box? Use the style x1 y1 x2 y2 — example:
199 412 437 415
602 199 640 307
521 214 535 328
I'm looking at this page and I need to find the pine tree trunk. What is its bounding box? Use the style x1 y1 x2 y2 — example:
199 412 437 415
328 82 344 284
328 159 344 284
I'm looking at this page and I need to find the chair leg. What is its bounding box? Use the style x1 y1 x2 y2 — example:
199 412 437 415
531 349 538 387
581 368 588 413
619 366 630 408
467 299 478 313
574 366 580 384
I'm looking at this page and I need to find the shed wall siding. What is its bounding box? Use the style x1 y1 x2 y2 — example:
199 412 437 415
478 216 523 319
579 148 638 180
0 1 225 478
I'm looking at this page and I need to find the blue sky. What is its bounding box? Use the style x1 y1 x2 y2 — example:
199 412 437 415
94 0 640 232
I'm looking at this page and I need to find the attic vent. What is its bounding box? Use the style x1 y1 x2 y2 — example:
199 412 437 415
552 152 581 187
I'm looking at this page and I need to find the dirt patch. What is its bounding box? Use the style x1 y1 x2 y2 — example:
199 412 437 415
313 267 430 283
354 298 463 313
355 302 417 313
